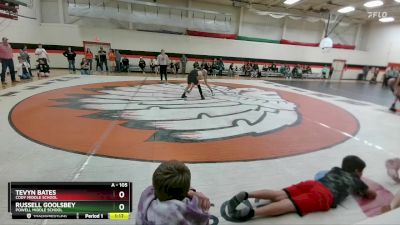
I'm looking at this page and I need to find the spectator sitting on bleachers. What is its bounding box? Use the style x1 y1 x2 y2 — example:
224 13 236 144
37 58 50 77
322 65 329 79
370 67 380 84
169 61 175 74
262 64 268 72
203 61 210 72
16 56 31 80
80 58 90 75
211 59 218 76
268 63 278 73
280 64 291 79
150 59 156 73
228 63 234 76
200 59 206 69
244 62 252 76
383 67 398 87
139 57 146 74
252 64 260 78
174 61 180 75
207 62 212 74
193 61 200 70
302 65 311 74
121 57 129 72
292 65 303 79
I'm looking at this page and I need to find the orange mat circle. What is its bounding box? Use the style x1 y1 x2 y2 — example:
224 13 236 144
9 81 359 163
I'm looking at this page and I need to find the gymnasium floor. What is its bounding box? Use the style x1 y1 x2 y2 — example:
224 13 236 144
274 79 396 107
0 72 399 225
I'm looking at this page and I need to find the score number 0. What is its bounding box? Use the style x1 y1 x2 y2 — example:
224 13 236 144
118 191 125 211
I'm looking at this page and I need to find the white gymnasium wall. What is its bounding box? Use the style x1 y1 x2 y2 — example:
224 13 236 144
190 0 239 33
4 22 370 68
364 22 400 65
41 0 60 23
39 0 361 46
331 24 358 46
5 1 400 79
240 9 283 40
284 19 325 43
5 22 371 63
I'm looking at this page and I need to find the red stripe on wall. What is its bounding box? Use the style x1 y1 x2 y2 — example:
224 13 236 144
187 30 237 40
280 39 355 50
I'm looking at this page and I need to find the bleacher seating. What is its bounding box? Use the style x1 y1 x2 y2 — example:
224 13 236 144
303 73 323 79
260 71 284 77
128 65 152 73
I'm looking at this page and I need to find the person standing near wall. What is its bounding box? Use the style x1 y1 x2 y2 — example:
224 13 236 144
63 47 77 73
35 44 49 64
98 47 108 72
85 48 94 72
108 49 116 72
0 37 18 85
180 54 187 74
157 49 169 82
115 50 122 73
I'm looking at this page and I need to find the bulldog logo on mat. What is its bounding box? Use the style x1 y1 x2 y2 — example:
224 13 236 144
56 84 299 142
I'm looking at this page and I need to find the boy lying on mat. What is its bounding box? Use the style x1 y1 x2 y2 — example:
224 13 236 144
225 155 376 221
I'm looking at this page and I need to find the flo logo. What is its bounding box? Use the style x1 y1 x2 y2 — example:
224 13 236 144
57 84 299 142
368 11 388 18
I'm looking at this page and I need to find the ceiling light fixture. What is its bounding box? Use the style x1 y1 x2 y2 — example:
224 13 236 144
338 6 355 13
364 0 384 8
379 17 395 22
283 0 301 5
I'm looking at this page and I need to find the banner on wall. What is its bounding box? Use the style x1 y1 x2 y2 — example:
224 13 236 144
388 63 400 70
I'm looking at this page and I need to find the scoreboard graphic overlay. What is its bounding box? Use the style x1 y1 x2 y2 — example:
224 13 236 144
8 182 132 220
